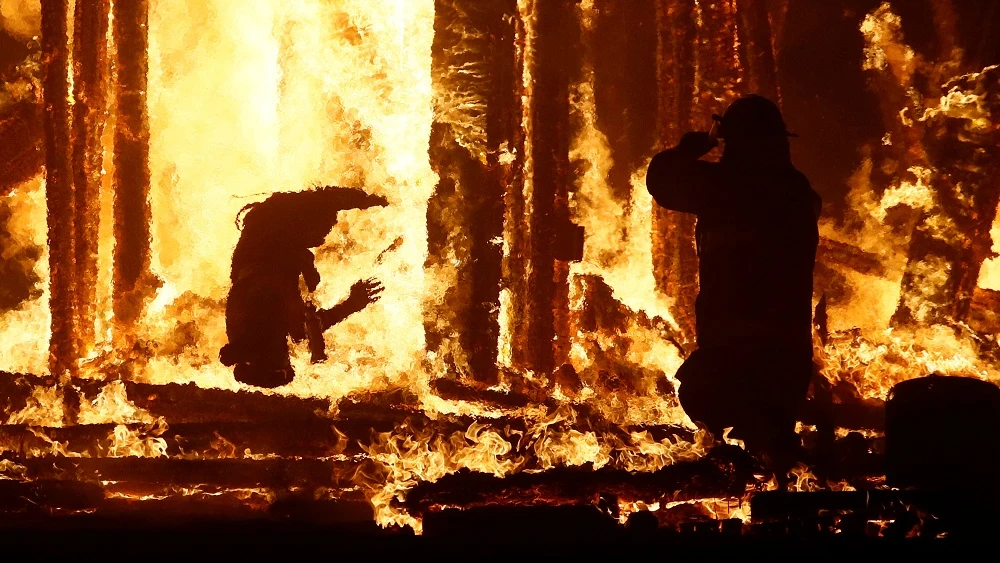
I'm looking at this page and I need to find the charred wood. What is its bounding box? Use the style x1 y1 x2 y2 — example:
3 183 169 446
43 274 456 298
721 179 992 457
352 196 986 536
816 237 886 278
0 420 359 459
96 489 274 522
799 396 884 432
3 455 361 490
425 0 520 387
41 0 77 376
0 372 42 420
570 274 688 394
813 237 888 309
735 0 779 101
402 445 756 515
112 0 154 328
591 1 659 202
513 0 580 376
71 0 111 353
430 377 533 409
573 274 684 348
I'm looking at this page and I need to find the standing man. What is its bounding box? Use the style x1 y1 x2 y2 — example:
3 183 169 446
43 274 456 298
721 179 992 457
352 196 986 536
646 95 821 475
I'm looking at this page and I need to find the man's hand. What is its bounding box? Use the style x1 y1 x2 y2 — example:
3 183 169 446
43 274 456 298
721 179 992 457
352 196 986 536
345 278 384 312
678 131 719 157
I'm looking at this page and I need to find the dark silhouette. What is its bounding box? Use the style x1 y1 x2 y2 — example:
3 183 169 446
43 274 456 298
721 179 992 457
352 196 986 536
219 186 388 388
646 95 821 477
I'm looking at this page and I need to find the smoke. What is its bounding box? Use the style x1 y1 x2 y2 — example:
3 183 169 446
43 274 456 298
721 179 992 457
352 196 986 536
0 0 40 41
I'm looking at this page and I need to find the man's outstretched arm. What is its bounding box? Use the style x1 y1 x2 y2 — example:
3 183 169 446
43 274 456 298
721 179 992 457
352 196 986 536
646 132 723 214
318 278 384 330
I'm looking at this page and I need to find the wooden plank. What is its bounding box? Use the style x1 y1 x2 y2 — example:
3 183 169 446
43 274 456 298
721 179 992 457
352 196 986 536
0 479 104 512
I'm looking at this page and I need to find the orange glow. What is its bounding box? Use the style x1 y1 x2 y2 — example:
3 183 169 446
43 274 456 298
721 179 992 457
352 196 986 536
0 0 999 535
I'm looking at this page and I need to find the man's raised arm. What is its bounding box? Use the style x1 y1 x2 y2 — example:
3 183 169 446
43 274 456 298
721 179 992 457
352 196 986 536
646 131 723 214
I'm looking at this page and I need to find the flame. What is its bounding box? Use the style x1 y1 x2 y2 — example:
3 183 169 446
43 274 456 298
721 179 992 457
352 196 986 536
138 0 437 401
76 380 156 425
0 177 50 375
108 420 168 458
1 0 999 536
7 384 63 426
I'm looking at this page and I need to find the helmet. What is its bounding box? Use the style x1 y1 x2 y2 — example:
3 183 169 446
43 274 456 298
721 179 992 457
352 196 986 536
712 95 797 140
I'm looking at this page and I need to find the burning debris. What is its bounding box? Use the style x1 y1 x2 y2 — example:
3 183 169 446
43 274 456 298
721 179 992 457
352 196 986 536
0 0 998 544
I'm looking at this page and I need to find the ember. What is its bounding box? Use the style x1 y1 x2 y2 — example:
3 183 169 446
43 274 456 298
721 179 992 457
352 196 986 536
1 0 999 548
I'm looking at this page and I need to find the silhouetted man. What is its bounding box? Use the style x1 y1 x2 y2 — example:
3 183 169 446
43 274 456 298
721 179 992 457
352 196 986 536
646 95 821 474
220 186 387 388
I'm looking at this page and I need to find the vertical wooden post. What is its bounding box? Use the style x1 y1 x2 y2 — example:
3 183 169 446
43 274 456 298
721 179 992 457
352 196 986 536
502 0 530 374
476 1 522 384
112 0 152 328
41 0 77 376
516 0 580 375
425 0 521 387
72 0 111 354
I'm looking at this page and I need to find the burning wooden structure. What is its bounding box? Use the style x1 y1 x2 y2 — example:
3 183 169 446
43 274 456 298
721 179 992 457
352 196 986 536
0 0 999 541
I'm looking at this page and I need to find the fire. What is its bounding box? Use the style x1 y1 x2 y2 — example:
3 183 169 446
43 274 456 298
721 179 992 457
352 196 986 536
0 176 49 375
0 0 998 537
140 0 437 400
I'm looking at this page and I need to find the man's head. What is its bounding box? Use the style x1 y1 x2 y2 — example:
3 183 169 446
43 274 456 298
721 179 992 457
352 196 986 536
713 95 795 167
237 186 388 248
711 95 797 141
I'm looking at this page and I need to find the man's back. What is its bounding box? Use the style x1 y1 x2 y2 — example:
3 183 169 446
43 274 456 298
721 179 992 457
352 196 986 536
647 139 821 351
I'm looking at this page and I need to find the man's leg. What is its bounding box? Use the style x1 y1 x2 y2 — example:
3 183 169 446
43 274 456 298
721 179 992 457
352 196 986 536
676 349 739 440
739 348 812 484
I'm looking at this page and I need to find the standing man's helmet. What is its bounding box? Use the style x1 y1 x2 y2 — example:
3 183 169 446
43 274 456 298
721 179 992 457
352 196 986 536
712 94 798 140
